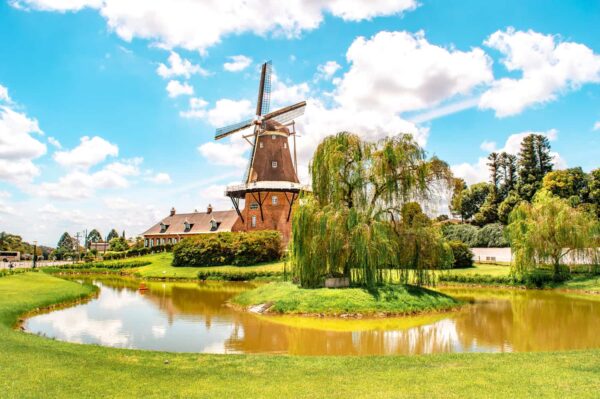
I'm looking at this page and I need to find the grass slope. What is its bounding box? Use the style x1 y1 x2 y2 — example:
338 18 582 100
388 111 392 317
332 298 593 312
232 282 461 315
1 273 600 397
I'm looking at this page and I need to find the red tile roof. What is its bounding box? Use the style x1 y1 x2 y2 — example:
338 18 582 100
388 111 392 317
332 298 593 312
141 210 239 236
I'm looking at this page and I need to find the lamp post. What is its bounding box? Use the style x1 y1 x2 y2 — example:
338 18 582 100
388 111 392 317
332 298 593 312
32 240 37 269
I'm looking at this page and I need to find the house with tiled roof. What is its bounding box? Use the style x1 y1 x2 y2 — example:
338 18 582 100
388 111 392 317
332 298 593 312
141 205 238 248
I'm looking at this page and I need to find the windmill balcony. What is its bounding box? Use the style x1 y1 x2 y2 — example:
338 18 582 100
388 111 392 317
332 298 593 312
225 181 311 198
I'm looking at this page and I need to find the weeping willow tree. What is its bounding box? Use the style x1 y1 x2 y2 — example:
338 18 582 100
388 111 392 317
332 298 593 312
506 190 600 278
291 132 453 288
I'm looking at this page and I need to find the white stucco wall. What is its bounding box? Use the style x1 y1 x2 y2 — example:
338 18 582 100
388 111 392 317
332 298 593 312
470 247 599 265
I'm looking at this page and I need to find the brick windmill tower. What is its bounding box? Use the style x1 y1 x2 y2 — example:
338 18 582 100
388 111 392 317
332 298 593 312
214 61 308 243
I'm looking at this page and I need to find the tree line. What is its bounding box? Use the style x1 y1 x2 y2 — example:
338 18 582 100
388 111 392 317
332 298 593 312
451 134 600 225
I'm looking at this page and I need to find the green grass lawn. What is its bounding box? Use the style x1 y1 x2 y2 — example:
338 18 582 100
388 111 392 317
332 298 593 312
1 273 600 397
126 252 285 279
232 282 460 315
445 263 512 277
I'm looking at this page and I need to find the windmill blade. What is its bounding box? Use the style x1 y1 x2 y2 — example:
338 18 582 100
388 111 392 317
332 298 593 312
255 61 272 116
263 101 306 125
214 118 253 140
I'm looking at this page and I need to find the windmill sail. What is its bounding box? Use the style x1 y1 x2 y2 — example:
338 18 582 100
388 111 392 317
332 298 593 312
255 61 272 117
263 101 306 125
215 118 254 140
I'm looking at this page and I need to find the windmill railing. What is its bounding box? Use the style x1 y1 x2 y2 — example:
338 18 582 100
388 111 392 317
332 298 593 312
225 181 311 198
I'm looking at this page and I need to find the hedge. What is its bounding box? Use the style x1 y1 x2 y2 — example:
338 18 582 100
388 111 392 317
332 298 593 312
447 241 474 268
197 270 283 281
173 231 282 267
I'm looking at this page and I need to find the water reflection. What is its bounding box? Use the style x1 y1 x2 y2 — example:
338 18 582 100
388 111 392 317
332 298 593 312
24 279 600 355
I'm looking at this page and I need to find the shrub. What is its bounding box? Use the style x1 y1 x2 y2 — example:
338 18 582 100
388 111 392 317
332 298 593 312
197 270 283 281
173 231 282 267
448 240 474 268
475 223 509 247
441 224 479 246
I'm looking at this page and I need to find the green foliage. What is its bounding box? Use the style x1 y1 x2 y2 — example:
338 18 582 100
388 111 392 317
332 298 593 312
441 224 479 246
197 270 282 281
106 229 119 242
172 231 282 267
108 236 129 252
293 133 453 288
456 182 492 221
507 191 600 278
542 167 589 204
475 223 508 247
517 134 553 200
498 191 522 224
56 232 75 251
86 229 102 247
448 241 474 268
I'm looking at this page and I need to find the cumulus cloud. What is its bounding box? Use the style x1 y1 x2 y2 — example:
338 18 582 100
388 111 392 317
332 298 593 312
53 135 118 169
179 97 209 119
156 51 208 79
316 60 341 80
147 172 172 184
479 28 600 117
12 0 418 52
0 84 10 102
197 136 250 169
165 80 194 98
47 136 62 148
334 30 493 114
452 129 564 185
206 99 253 127
594 121 600 131
0 105 46 184
223 55 252 72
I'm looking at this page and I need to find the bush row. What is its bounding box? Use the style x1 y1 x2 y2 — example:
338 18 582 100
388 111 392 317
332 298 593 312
52 260 151 270
100 245 173 261
0 268 34 278
173 231 282 267
439 269 569 288
197 270 283 281
442 223 509 247
447 241 474 268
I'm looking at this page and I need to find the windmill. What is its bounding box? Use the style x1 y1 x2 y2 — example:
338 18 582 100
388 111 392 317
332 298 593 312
215 61 308 242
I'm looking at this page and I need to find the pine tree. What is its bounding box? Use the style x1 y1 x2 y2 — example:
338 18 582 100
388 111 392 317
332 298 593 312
517 134 553 200
106 229 119 242
57 232 74 250
86 229 102 247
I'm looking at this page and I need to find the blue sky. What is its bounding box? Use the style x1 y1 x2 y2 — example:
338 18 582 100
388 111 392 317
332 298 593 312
0 0 599 246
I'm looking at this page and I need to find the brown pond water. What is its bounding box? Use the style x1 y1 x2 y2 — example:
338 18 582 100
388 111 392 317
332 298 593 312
24 277 600 355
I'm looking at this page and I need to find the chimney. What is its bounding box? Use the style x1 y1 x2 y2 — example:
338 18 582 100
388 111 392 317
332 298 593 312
170 207 176 216
207 204 213 214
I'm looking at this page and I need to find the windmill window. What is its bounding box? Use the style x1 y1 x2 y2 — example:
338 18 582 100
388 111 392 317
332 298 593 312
250 202 259 210
272 195 278 205
272 161 278 168
283 142 287 149
259 141 264 148
271 135 276 140
251 215 257 228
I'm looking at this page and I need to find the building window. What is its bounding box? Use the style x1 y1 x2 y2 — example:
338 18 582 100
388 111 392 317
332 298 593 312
144 239 149 247
272 161 278 168
251 215 257 227
168 238 172 244
250 202 259 210
259 141 264 148
272 195 278 205
271 135 275 140
283 142 287 149
173 238 178 244
150 239 154 247
161 238 166 245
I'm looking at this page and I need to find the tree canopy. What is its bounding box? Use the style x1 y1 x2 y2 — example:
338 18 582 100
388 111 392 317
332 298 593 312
292 132 453 288
106 229 119 242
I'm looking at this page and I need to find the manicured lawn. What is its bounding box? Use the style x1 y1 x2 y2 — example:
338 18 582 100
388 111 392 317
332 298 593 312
2 273 600 397
126 252 285 279
445 263 511 277
559 275 600 292
232 282 460 315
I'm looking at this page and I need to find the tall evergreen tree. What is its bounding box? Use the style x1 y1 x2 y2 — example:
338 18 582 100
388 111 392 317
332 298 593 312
517 134 553 200
498 152 517 197
106 229 119 242
57 232 74 250
86 229 102 248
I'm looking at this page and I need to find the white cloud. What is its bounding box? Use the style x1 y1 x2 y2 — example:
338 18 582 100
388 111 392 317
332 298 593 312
223 55 252 72
335 30 493 114
316 60 341 80
156 51 208 79
0 105 46 184
0 84 10 102
179 97 209 119
53 135 118 169
479 28 600 117
197 183 234 211
12 0 418 52
165 80 194 98
594 121 600 131
452 129 564 185
408 97 480 124
47 136 62 148
198 136 250 169
147 172 172 184
271 74 310 107
480 140 497 152
206 99 253 127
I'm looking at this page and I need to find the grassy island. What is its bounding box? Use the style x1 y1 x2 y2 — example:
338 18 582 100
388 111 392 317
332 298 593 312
232 282 461 316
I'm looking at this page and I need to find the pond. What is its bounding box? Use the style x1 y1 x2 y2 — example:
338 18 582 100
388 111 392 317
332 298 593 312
24 277 600 355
